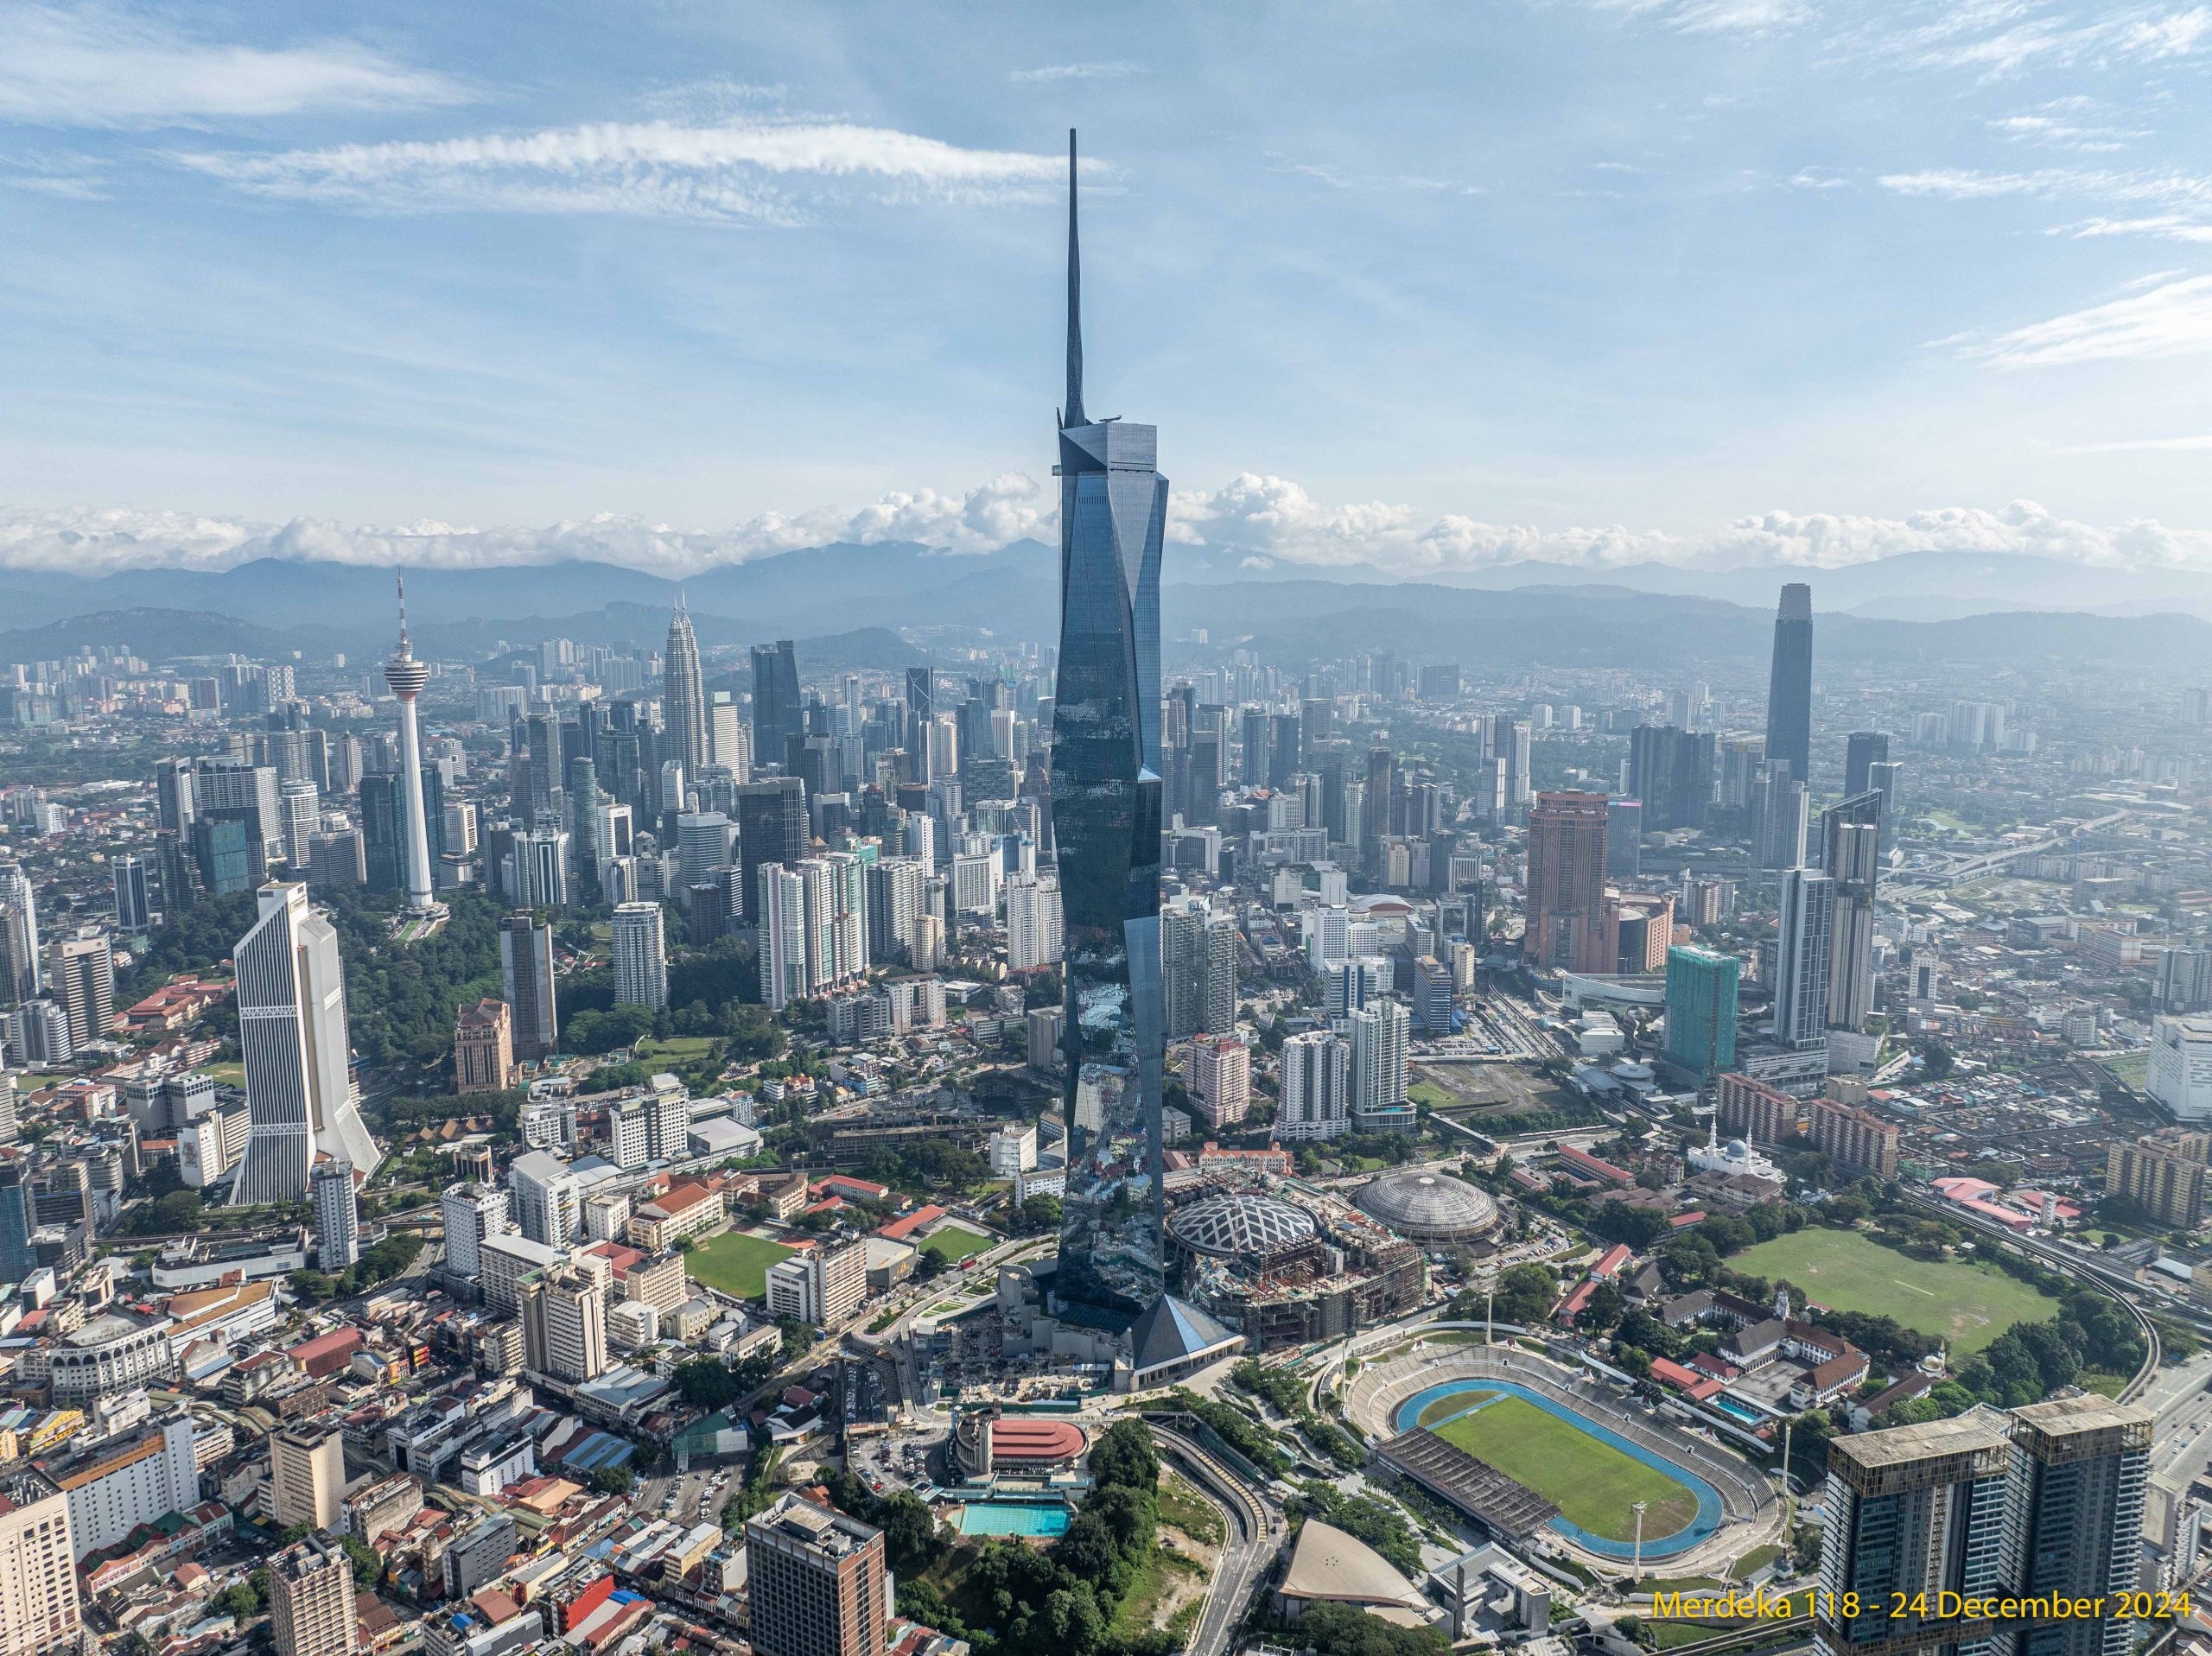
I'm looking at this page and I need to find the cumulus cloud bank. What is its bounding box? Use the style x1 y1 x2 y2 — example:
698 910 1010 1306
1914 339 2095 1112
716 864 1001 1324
6 482 2211 578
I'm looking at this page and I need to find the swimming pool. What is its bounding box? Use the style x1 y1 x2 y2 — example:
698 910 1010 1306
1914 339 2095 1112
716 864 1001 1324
955 1501 1072 1537
1394 1378 1726 1561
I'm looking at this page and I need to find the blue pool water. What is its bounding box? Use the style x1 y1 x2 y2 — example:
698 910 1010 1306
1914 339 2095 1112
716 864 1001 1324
1712 1395 1767 1426
957 1502 1072 1537
1394 1379 1726 1561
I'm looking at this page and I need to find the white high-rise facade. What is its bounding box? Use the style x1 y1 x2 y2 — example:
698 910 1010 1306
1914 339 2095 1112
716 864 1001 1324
439 1180 511 1278
1276 1029 1350 1140
312 1159 359 1270
1005 874 1064 970
759 858 866 1011
610 902 668 1011
384 580 438 915
232 884 381 1203
1348 998 1411 1132
1773 866 1834 1051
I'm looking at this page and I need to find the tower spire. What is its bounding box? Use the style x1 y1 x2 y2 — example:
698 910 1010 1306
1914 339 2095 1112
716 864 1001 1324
395 568 411 652
1064 128 1084 430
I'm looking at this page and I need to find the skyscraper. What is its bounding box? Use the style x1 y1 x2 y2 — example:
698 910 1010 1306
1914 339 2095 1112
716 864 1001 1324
1843 730 1890 798
1773 866 1834 1051
499 911 559 1060
1764 582 1814 788
111 853 152 931
231 883 382 1203
47 933 113 1050
0 866 41 1005
1751 759 1808 871
1277 1029 1350 1140
0 1470 82 1656
1822 790 1883 1032
1523 791 1612 974
383 577 438 915
734 777 808 929
1663 944 1739 1083
2002 1396 2151 1656
268 1534 358 1656
1348 998 1412 1133
1050 130 1170 1323
610 901 668 1012
664 597 708 777
752 639 804 763
905 666 934 780
1627 724 1713 831
745 1494 887 1656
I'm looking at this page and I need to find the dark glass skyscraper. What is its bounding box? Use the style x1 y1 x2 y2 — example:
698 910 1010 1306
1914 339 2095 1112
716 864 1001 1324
1764 582 1813 786
751 639 803 760
1050 132 1169 1323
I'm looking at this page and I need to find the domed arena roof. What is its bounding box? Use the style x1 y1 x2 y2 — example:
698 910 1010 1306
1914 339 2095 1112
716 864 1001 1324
1167 1194 1319 1259
1355 1171 1499 1241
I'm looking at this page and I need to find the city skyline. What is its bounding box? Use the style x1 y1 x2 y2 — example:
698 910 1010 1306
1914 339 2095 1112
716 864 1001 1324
8 4 2212 576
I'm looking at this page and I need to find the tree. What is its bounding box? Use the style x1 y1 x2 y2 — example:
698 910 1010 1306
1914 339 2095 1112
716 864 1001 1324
672 1356 743 1412
1086 1418 1160 1492
340 1535 382 1589
591 1464 635 1495
1918 1038 1955 1082
1492 1264 1557 1324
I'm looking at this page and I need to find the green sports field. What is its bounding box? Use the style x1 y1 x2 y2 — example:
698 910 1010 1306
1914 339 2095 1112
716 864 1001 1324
1728 1228 2058 1355
683 1230 798 1299
918 1225 993 1262
1429 1393 1698 1543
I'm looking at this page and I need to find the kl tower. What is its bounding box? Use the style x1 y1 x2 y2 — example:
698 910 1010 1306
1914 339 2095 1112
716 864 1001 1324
385 573 441 917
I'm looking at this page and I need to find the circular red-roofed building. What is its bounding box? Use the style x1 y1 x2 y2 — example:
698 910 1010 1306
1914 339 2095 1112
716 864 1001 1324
954 1412 1087 1478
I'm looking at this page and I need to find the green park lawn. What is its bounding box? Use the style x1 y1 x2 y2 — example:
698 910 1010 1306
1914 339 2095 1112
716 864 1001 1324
1430 1393 1699 1543
683 1230 798 1299
633 1037 720 1064
1728 1228 2059 1355
918 1225 993 1262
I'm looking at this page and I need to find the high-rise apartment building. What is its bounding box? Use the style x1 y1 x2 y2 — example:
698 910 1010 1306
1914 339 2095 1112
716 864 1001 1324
745 1495 887 1656
1187 1034 1249 1127
1807 1092 1900 1179
1348 998 1411 1133
269 1534 359 1656
46 933 113 1050
439 1180 511 1279
312 1159 359 1271
1005 874 1064 970
866 857 929 963
1751 760 1808 871
2003 1396 2151 1656
1050 133 1169 1323
270 1423 346 1532
764 1237 868 1329
498 911 558 1061
664 599 708 778
1664 945 1739 1083
1277 1030 1350 1140
1773 867 1834 1052
610 902 668 1012
1523 791 1612 974
2105 1131 2210 1227
1717 1072 1798 1145
0 1471 82 1656
1764 582 1813 787
1822 791 1883 1033
519 1265 608 1383
232 884 381 1203
0 866 40 1006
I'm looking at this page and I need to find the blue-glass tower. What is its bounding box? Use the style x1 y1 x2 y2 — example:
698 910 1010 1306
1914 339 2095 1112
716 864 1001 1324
1051 131 1169 1323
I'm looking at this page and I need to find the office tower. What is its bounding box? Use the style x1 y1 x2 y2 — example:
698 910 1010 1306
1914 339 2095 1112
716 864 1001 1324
1822 791 1883 1032
47 933 113 1049
270 1423 346 1532
1051 133 1170 1323
155 829 200 914
664 597 708 776
566 753 601 903
1751 760 1808 870
520 1265 608 1383
498 912 559 1061
232 883 382 1203
1605 798 1642 879
1814 1413 2012 1656
1410 955 1453 1035
278 780 319 868
187 758 283 873
155 755 194 832
1277 1029 1350 1140
1523 791 1612 974
1843 731 1890 797
1866 759 1904 856
905 665 935 778
269 1534 359 1656
1487 714 1531 808
0 866 40 1003
383 580 438 914
764 1236 868 1328
2 1001 67 1068
510 825 569 908
1348 998 1412 1132
440 1180 510 1278
752 639 804 761
0 1470 80 1656
1005 874 1064 970
1663 945 1739 1083
111 854 151 931
2004 1398 2152 1656
1627 724 1713 830
1764 582 1813 786
1773 867 1834 1051
1188 1033 1249 1126
454 998 517 1094
312 1159 359 1270
677 810 735 906
734 777 808 928
1239 704 1268 784
745 1495 887 1656
359 765 444 897
1268 711 1302 790
610 901 668 1011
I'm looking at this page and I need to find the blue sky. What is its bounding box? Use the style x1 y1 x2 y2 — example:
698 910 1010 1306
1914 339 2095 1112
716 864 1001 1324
4 0 2212 574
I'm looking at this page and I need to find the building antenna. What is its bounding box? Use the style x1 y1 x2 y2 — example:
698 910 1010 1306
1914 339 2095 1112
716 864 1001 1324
1064 128 1084 430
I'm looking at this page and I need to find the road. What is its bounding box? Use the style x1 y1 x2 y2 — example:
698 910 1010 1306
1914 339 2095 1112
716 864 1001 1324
1151 1424 1281 1656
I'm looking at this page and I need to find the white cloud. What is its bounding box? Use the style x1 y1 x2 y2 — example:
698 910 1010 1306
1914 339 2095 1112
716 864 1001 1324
1592 0 1812 35
173 117 1076 219
2057 433 2212 451
1963 274 2212 367
0 2 468 126
1008 61 1147 83
11 485 2212 579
